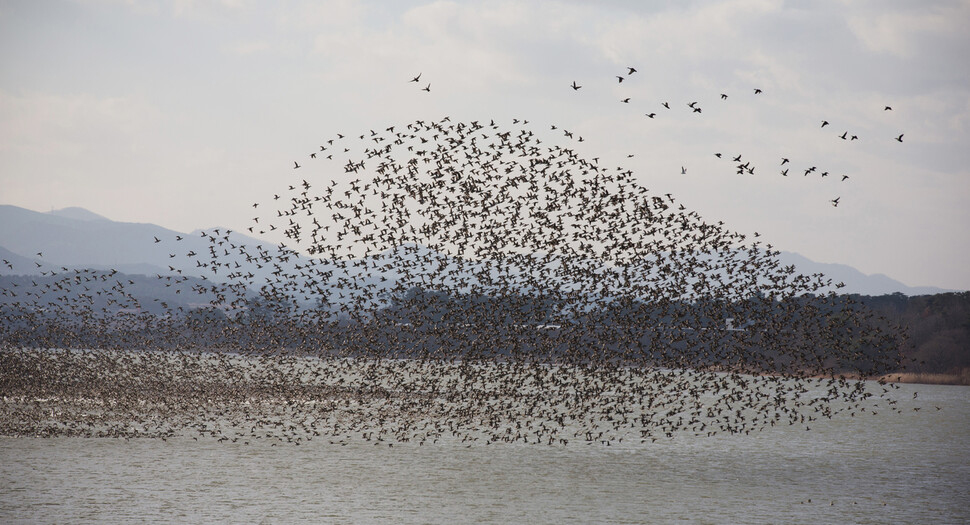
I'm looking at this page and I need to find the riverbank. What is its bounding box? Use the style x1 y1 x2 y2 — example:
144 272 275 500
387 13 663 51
879 369 970 386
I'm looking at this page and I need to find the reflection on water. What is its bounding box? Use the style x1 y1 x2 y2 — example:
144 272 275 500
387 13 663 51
2 382 968 524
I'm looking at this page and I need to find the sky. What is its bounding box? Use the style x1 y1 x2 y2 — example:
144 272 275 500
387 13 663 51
1 0 969 291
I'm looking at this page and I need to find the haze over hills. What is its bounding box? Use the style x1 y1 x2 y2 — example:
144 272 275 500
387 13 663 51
0 205 956 296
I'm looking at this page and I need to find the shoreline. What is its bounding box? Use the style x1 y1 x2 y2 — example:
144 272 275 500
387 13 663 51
876 369 970 386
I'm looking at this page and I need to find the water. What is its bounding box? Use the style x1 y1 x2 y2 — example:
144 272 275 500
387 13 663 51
2 382 968 524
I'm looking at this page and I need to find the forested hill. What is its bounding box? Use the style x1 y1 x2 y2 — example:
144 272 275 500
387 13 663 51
854 292 970 380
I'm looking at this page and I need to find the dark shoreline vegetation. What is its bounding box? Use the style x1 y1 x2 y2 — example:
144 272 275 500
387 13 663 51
1 272 965 383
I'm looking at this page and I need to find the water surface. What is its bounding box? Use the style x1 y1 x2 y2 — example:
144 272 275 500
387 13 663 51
2 382 967 524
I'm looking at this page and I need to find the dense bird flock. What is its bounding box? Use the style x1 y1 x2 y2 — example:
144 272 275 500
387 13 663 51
1 71 912 446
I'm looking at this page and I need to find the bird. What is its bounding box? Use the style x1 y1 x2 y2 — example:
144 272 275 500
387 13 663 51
422 84 431 92
410 73 421 82
627 67 637 75
616 76 624 83
754 88 762 94
0 115 908 449
621 98 630 103
570 81 581 90
896 134 904 142
821 121 829 128
645 113 656 118
884 106 892 111
681 166 687 174
294 161 301 169
721 94 728 100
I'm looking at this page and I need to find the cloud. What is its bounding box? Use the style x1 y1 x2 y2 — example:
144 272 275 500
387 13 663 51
227 39 271 56
0 91 164 157
846 3 970 58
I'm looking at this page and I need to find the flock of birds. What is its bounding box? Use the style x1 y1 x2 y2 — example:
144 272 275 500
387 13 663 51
0 68 914 446
566 66 907 208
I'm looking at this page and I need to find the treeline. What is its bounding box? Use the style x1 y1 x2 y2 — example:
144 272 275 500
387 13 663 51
853 292 970 376
1 270 966 378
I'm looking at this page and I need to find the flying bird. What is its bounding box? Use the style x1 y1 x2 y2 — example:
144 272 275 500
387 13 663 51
410 73 421 83
896 134 904 142
571 81 581 90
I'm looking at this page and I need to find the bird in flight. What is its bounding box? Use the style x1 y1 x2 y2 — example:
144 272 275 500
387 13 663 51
621 98 630 103
895 134 904 142
616 76 624 83
423 84 431 92
681 166 687 175
293 161 300 169
645 113 656 118
410 73 421 83
571 81 581 90
821 120 829 128
754 88 763 94
831 197 841 207
627 67 637 75
721 93 728 100
662 102 670 109
884 106 892 111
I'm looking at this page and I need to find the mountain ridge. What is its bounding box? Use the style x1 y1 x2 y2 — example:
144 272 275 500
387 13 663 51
0 204 957 296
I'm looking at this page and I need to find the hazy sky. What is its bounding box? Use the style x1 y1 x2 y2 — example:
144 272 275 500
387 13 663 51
1 0 969 290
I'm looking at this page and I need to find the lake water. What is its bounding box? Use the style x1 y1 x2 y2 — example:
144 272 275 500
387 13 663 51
2 382 968 524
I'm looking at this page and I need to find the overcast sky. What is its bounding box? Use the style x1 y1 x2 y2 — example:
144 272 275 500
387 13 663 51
1 0 968 290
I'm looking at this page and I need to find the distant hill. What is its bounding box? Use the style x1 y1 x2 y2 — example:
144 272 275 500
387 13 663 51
0 205 283 281
776 252 954 296
0 204 958 296
48 207 111 222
